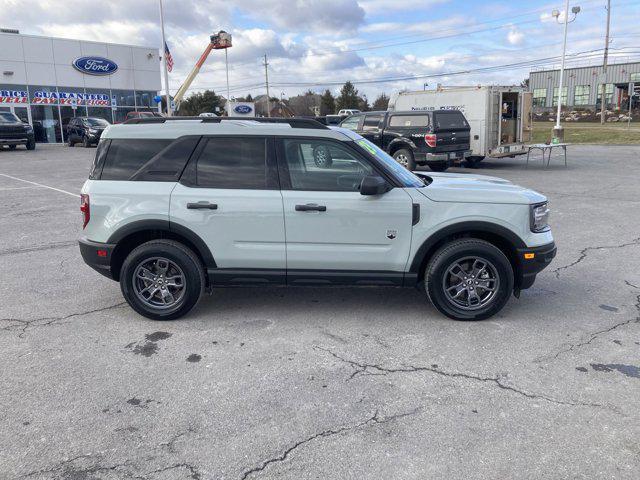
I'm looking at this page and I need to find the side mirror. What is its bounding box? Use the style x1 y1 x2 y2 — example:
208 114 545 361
360 175 388 196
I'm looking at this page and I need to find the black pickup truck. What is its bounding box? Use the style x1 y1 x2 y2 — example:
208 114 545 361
0 111 35 150
339 110 471 171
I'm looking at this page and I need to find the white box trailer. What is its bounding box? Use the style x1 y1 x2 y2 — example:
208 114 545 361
388 86 532 163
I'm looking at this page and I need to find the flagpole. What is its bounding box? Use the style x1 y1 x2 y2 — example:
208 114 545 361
159 0 172 116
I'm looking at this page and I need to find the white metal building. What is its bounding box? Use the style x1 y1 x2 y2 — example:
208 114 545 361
0 30 160 143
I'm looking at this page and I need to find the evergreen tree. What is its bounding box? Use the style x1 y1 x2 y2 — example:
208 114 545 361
372 93 390 110
320 89 336 115
336 81 360 111
179 90 224 116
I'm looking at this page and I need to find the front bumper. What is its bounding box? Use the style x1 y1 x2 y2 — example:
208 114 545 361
515 241 557 291
79 238 116 279
415 149 472 164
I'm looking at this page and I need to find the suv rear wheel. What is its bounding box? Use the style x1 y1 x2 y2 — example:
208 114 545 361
120 240 205 320
424 239 513 320
392 148 416 170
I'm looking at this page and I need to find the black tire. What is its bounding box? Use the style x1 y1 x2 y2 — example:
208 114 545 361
120 240 205 321
392 148 416 170
464 156 485 168
8 145 16 150
424 239 514 321
67 136 74 147
82 135 91 148
26 139 35 150
312 144 333 168
429 162 449 172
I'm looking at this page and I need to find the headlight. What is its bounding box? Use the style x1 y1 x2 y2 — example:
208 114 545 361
530 202 550 232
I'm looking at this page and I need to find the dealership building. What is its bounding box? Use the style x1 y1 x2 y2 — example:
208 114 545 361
0 29 160 143
529 60 640 111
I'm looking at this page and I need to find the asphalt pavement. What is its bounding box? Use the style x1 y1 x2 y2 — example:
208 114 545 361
0 143 639 480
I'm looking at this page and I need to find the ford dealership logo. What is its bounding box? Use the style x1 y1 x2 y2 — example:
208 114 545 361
73 57 118 76
234 104 253 114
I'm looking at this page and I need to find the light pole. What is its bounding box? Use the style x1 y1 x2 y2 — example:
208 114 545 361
551 2 581 142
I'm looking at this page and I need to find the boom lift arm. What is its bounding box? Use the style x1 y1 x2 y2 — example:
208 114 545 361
172 31 231 111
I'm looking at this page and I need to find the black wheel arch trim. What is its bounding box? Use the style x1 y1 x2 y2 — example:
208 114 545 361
409 221 526 274
106 219 216 268
387 138 416 154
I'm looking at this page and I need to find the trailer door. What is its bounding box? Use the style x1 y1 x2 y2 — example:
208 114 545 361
520 91 533 142
488 91 501 150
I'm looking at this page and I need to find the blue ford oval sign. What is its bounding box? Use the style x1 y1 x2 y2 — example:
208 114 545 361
73 57 118 76
234 104 253 114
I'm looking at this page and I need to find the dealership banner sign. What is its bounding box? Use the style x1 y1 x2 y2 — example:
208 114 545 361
0 89 28 103
31 91 111 106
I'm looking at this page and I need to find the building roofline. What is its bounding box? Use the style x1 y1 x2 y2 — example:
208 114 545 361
0 30 157 51
530 61 640 75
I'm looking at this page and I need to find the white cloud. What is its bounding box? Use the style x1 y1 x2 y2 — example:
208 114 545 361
507 27 524 45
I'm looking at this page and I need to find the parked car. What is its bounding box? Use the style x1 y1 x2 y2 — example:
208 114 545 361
338 109 361 116
0 111 35 150
340 110 471 172
79 117 555 322
67 117 110 147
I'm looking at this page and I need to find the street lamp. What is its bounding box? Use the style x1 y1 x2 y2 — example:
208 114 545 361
551 2 581 142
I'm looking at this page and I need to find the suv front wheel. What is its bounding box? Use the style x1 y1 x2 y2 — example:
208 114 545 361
120 240 205 320
424 239 513 320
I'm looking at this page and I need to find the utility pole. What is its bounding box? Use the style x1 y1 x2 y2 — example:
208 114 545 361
158 0 171 116
600 0 611 124
263 54 271 117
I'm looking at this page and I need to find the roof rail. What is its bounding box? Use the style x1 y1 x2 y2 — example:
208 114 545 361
122 116 329 129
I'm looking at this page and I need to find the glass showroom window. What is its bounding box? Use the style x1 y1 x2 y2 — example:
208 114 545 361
29 85 62 143
85 88 114 123
532 88 547 107
136 90 157 109
597 84 614 107
630 73 640 82
0 83 30 123
573 85 590 106
57 87 88 141
112 89 136 107
552 87 567 107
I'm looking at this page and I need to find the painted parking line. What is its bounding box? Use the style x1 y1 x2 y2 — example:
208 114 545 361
0 173 79 198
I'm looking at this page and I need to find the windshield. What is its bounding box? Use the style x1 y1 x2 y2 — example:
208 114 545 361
85 118 110 127
355 138 424 188
0 112 20 123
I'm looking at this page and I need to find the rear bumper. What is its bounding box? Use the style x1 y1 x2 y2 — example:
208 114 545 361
0 134 33 145
415 149 472 164
79 238 116 280
515 241 557 290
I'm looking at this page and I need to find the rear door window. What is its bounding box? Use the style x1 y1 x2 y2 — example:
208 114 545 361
388 115 430 127
194 137 267 189
100 139 172 180
362 114 382 131
434 111 469 129
340 115 362 131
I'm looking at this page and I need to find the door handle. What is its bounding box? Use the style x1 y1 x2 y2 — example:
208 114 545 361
187 201 218 210
295 204 327 212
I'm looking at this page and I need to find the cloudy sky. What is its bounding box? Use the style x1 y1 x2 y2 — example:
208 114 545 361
1 0 639 101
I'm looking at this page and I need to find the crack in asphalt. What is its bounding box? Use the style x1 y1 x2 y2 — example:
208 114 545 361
147 462 202 479
552 237 640 278
159 427 196 454
541 284 640 361
240 407 420 480
20 454 136 479
0 239 77 256
0 302 127 338
314 346 610 411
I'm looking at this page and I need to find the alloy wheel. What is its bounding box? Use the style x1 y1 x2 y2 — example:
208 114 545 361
442 256 500 311
132 257 186 310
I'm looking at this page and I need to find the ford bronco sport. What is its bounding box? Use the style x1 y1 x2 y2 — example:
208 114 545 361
79 117 556 321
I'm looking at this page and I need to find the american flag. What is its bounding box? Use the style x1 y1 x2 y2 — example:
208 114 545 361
164 42 173 72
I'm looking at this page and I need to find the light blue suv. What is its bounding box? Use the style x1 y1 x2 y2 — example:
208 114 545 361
79 117 556 321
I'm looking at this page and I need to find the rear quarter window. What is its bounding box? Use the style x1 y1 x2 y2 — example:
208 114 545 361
100 139 172 180
434 111 469 129
388 115 430 127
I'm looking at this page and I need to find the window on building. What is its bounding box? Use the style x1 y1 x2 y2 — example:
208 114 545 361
552 87 568 107
532 88 547 107
111 90 136 107
597 84 615 106
196 137 267 189
630 73 640 83
573 85 590 106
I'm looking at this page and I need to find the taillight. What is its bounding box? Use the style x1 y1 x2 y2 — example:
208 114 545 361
80 194 90 229
424 133 437 148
